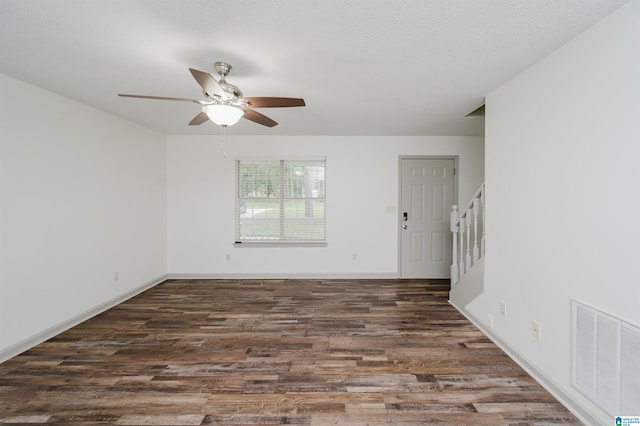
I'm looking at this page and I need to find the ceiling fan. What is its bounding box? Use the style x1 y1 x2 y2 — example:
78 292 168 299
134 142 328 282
118 62 305 128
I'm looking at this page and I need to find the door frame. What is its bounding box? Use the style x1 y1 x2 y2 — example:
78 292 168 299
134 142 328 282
397 155 459 278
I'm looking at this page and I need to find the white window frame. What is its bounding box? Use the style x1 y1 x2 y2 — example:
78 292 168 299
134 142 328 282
234 158 327 247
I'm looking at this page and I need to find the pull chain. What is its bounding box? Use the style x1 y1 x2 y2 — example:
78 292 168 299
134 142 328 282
220 125 227 157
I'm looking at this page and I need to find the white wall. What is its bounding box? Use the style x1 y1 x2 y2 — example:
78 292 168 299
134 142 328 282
167 135 484 277
0 74 167 358
468 2 640 424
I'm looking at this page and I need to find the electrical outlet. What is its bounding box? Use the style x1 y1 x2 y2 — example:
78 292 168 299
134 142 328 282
226 254 231 261
113 272 119 282
500 302 507 317
488 314 494 329
352 253 357 261
532 321 541 339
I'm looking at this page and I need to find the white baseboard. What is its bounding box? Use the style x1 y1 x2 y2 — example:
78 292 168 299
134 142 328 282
166 272 400 280
0 274 167 363
449 299 603 426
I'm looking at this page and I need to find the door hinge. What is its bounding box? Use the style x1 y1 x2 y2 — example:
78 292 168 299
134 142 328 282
453 168 456 176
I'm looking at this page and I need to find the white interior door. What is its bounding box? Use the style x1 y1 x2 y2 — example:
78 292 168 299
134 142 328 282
400 158 454 278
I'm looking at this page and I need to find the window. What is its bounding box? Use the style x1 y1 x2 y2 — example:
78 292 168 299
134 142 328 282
235 159 326 245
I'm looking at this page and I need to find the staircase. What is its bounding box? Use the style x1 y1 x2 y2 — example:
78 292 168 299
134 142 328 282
449 183 485 306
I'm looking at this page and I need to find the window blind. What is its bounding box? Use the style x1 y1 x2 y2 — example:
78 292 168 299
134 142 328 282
235 159 326 243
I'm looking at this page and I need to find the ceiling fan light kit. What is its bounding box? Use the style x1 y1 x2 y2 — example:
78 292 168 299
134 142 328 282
118 61 305 129
204 104 244 127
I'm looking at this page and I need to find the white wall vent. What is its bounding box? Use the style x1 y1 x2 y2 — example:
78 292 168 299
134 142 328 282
572 300 640 416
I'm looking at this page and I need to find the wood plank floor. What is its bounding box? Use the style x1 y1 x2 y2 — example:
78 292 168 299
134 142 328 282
0 279 582 425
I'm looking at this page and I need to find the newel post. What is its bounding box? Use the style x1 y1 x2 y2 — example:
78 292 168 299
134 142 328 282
465 208 472 271
450 205 459 283
480 188 486 256
458 215 465 276
472 198 480 262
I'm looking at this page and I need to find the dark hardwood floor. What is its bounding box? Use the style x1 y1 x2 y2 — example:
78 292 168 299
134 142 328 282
0 279 582 425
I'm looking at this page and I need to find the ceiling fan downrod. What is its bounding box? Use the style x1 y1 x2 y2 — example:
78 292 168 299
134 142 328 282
213 62 242 99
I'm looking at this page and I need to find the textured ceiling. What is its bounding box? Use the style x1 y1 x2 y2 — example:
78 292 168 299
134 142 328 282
0 0 628 136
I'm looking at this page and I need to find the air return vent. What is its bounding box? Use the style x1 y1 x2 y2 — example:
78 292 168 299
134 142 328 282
572 300 640 416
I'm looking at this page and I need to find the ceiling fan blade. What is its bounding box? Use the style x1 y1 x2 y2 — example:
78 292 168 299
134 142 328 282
188 112 209 126
118 93 205 103
189 68 227 100
244 97 305 108
241 108 278 127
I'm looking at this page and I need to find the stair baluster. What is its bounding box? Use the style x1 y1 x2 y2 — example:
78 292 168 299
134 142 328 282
451 183 485 284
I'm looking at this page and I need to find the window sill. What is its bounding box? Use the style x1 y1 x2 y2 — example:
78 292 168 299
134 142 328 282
233 241 328 248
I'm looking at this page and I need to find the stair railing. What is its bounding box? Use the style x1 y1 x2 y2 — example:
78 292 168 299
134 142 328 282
451 183 485 284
